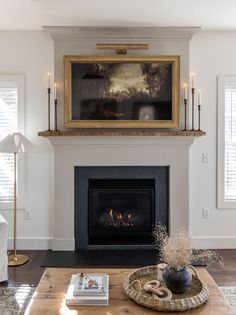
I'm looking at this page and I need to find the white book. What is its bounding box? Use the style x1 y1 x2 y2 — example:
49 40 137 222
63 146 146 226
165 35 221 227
74 273 108 296
66 274 109 306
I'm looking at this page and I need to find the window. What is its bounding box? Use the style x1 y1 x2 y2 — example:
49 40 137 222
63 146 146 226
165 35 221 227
218 76 236 208
0 75 25 209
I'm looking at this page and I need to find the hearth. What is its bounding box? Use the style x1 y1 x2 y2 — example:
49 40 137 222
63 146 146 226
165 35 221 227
88 179 155 245
74 166 169 250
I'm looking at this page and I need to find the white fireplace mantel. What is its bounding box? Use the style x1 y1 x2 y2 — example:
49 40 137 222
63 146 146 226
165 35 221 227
48 135 197 146
47 135 200 250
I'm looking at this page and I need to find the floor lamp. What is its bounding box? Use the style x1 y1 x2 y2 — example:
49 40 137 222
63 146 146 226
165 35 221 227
0 132 36 266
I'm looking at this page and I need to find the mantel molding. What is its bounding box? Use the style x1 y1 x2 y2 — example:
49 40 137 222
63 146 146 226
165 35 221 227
38 130 206 147
38 130 206 137
43 26 201 41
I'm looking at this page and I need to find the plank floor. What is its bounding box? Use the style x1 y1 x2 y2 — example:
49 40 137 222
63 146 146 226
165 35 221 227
0 249 235 287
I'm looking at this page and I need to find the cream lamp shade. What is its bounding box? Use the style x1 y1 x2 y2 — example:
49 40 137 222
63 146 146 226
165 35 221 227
0 132 36 153
0 132 36 266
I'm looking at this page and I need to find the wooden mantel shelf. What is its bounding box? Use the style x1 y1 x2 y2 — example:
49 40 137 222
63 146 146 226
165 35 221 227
38 130 206 137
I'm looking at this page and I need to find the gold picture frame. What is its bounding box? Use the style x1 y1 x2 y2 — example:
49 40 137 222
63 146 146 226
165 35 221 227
64 55 180 128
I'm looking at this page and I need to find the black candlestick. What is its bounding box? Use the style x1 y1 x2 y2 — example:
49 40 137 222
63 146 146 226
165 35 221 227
198 104 201 131
183 99 187 131
47 88 51 131
54 99 58 131
191 88 195 131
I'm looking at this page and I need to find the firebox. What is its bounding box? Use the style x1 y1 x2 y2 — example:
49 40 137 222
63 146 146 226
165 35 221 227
74 166 169 249
88 179 155 245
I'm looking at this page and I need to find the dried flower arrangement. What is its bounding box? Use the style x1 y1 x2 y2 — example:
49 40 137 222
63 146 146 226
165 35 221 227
153 223 224 271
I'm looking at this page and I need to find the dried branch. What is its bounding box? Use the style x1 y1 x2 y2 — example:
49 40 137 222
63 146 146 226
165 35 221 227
153 223 224 271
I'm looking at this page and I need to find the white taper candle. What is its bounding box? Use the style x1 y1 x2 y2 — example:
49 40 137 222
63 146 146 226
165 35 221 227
48 72 50 89
198 89 201 105
184 84 187 100
191 73 195 89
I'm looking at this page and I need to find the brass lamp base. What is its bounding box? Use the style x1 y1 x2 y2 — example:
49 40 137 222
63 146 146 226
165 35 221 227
8 254 29 266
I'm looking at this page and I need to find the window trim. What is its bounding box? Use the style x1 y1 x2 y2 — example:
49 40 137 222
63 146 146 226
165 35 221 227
0 75 25 210
217 75 236 209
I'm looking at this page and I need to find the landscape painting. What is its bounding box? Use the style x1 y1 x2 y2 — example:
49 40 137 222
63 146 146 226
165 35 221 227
64 55 180 128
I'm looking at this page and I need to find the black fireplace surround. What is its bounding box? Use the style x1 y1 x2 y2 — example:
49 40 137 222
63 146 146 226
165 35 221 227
74 166 169 250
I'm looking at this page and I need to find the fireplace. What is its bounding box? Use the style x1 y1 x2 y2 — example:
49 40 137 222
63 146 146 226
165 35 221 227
88 178 155 245
74 166 169 250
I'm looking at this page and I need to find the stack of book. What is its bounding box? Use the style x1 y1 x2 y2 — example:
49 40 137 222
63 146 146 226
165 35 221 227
66 273 109 306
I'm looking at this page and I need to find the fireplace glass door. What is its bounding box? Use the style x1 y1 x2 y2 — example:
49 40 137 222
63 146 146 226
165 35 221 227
88 179 155 245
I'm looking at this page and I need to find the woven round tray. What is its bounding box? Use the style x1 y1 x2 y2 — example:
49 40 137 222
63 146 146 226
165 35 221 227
123 265 209 312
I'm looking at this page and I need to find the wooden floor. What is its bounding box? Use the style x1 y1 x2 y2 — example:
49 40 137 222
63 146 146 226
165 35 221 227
0 249 236 288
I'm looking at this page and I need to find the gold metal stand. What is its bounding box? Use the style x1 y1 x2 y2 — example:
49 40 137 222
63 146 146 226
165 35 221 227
8 152 29 266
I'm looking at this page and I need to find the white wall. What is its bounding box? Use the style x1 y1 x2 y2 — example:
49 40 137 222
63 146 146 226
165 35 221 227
0 31 54 249
190 31 236 248
50 27 193 131
1 30 236 249
50 136 193 250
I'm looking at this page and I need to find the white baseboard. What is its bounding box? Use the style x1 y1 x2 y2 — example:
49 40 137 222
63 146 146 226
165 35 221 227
51 238 75 250
7 237 75 250
7 237 51 250
192 236 236 249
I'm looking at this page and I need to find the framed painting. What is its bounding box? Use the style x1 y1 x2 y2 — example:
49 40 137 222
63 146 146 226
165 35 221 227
64 55 180 128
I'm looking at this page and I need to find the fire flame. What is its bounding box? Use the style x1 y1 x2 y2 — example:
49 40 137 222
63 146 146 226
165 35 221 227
107 208 134 227
109 208 114 220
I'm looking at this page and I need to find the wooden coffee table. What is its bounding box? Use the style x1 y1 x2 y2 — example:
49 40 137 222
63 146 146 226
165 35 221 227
25 267 236 315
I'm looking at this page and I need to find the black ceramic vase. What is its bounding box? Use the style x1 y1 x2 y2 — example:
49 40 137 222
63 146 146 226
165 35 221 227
163 266 192 294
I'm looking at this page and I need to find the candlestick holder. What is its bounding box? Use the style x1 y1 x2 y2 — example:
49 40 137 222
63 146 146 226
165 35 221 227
47 88 51 131
54 99 59 131
183 98 187 131
191 88 195 131
198 104 201 131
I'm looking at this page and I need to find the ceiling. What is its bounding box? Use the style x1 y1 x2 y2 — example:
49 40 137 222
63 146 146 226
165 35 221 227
1 0 236 30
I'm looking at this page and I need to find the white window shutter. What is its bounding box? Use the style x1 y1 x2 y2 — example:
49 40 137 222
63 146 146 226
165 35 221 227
0 83 17 202
224 85 236 200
